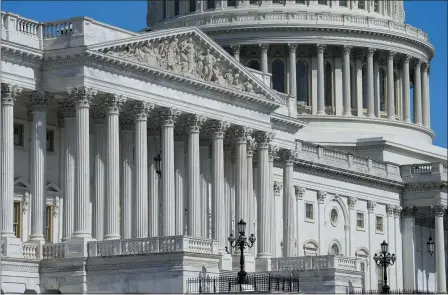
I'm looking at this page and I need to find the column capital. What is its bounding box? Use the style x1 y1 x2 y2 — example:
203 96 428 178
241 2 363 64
230 44 241 55
343 45 353 54
317 191 327 204
274 181 283 195
403 55 411 63
434 205 447 217
28 91 52 111
316 44 326 54
58 100 76 118
287 43 298 52
1 83 22 105
259 43 269 53
185 114 206 133
69 87 97 109
254 131 275 149
348 197 357 210
414 59 422 68
158 108 181 127
386 204 395 217
131 101 154 121
279 149 297 166
232 125 252 143
393 205 402 218
294 186 306 200
210 120 230 138
367 200 377 213
388 51 396 59
103 93 127 114
421 62 430 72
402 206 418 218
246 137 257 157
268 144 279 161
367 48 376 57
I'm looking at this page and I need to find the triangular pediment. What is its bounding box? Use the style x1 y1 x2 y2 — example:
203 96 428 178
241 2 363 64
46 182 61 193
87 27 285 110
14 178 30 189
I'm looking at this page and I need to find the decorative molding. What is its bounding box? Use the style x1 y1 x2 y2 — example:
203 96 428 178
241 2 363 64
85 259 218 272
367 200 376 213
386 204 394 217
158 108 181 127
274 181 283 195
254 131 274 149
185 114 206 133
210 120 230 139
347 197 357 210
1 263 39 273
317 191 327 204
1 83 23 105
405 181 447 192
393 206 402 218
131 100 154 120
232 126 252 143
68 87 97 109
102 93 127 114
433 205 447 217
294 186 306 200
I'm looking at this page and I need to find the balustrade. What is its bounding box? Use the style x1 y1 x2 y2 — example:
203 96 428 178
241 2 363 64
22 243 38 259
272 255 359 272
42 243 65 259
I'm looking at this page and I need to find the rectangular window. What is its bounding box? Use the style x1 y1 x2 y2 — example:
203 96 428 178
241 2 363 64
376 216 384 233
357 212 365 229
46 130 55 152
175 0 180 15
339 0 347 7
13 201 22 239
374 0 380 12
14 123 24 147
227 0 237 7
45 205 54 242
318 0 328 5
305 203 314 220
296 0 306 3
358 0 365 10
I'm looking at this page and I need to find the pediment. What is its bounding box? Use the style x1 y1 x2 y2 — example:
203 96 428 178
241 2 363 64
88 27 285 110
14 178 30 189
46 182 61 193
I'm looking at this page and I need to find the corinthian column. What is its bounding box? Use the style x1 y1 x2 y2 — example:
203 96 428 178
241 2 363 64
233 126 251 230
246 137 256 249
260 44 269 74
434 205 447 293
288 44 298 117
70 87 96 239
132 101 153 238
316 44 326 115
367 49 376 118
160 108 180 236
343 46 352 116
92 108 106 241
211 121 229 251
230 45 241 63
421 63 430 128
281 149 295 257
402 56 411 123
120 115 133 239
387 51 396 120
174 128 186 236
59 101 76 241
28 91 51 242
103 94 126 240
186 114 205 237
413 60 422 125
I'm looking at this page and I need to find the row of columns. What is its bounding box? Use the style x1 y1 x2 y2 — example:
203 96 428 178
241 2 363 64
231 43 431 127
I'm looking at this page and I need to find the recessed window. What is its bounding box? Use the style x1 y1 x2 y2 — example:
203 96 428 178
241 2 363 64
330 208 338 226
13 201 22 238
46 130 55 152
247 60 261 71
45 204 54 242
373 0 380 12
339 0 347 7
305 203 314 221
296 0 306 3
357 212 365 230
318 0 328 5
330 243 340 255
358 0 365 10
376 216 384 233
227 0 237 7
14 124 24 147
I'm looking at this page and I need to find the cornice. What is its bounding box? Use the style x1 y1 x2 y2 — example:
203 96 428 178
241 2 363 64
270 113 306 134
1 42 43 66
405 181 447 193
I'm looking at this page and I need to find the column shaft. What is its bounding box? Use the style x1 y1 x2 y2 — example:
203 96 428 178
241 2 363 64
317 45 326 115
343 46 352 116
187 115 202 237
174 140 185 235
62 115 76 241
421 64 430 127
434 206 447 293
413 61 422 125
288 44 298 117
148 135 160 237
200 145 210 238
120 126 133 239
92 122 106 241
387 52 395 120
281 150 294 257
234 127 249 228
231 45 241 63
402 57 411 123
260 44 269 74
367 49 375 117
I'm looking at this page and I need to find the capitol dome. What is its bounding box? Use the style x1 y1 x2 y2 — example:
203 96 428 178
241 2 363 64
148 0 435 151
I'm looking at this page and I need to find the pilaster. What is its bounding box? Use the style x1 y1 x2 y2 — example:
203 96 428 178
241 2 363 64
347 196 357 256
294 186 306 256
367 200 377 288
317 190 327 255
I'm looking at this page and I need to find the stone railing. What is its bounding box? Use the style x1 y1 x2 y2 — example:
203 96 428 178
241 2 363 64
42 242 65 259
295 139 401 181
154 11 429 43
22 243 38 259
88 236 219 258
272 255 359 272
400 162 447 183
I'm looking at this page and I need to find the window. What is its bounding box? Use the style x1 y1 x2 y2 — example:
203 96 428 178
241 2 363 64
379 68 386 112
330 243 340 255
175 0 180 15
207 0 215 9
376 216 384 233
339 0 347 7
14 124 24 147
13 201 22 238
358 0 365 10
189 0 196 12
296 60 309 104
227 0 237 7
247 60 260 71
272 59 285 93
373 0 380 12
357 212 365 229
46 130 55 152
362 65 368 109
318 0 328 5
324 62 333 107
45 205 54 242
296 0 306 3
305 203 314 220
330 208 338 226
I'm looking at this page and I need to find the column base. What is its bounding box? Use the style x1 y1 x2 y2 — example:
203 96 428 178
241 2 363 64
65 237 92 258
255 256 272 272
1 236 23 258
219 253 233 271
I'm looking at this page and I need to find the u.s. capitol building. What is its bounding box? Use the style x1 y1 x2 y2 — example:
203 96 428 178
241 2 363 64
0 0 447 293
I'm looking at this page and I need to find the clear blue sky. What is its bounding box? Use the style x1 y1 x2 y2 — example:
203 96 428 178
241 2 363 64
2 1 447 148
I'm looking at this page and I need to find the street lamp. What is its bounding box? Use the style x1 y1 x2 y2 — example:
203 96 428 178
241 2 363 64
373 240 396 294
427 206 435 256
226 219 256 285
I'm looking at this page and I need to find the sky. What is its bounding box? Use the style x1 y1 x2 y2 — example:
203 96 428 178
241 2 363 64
2 1 447 148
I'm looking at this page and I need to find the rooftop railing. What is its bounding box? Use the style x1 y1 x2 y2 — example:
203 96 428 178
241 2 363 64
400 162 447 182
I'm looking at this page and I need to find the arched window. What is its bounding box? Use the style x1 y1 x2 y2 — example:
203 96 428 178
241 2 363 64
189 0 196 12
207 0 215 9
330 243 340 255
296 60 309 104
358 0 365 10
362 64 368 109
379 68 386 112
247 60 260 71
271 59 285 93
324 61 333 107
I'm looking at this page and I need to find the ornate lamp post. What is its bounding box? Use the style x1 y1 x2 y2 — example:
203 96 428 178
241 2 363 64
427 206 435 256
226 219 256 285
373 240 396 294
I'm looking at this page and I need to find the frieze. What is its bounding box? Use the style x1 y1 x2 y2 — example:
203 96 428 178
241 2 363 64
85 259 218 272
1 264 39 273
405 181 447 192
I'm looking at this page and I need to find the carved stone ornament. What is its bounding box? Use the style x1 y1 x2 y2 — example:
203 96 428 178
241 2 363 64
69 87 97 108
347 197 357 210
294 186 306 200
102 93 127 114
232 126 252 143
393 206 402 218
91 107 106 124
433 205 447 217
254 131 274 149
386 204 394 216
274 181 283 195
280 149 297 165
102 35 262 96
22 192 30 215
53 198 60 217
158 108 181 126
317 191 327 204
402 206 418 218
58 100 76 119
1 83 22 105
246 137 256 157
367 200 377 212
119 112 134 130
185 114 206 133
230 44 241 55
268 145 279 161
28 91 52 111
210 120 230 139
131 101 154 120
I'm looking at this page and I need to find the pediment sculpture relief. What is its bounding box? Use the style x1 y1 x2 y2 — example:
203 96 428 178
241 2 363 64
103 36 262 96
